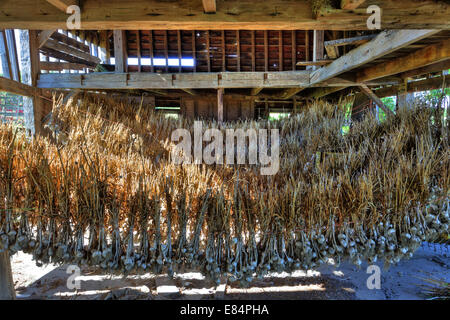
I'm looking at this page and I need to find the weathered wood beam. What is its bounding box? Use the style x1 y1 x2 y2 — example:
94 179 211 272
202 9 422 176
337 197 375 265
2 0 449 30
217 88 224 122
5 30 20 82
398 59 450 79
341 0 366 10
357 39 450 82
359 84 394 116
43 39 100 64
45 0 77 12
310 30 441 85
324 34 376 48
38 30 56 48
0 30 11 79
40 61 87 71
202 0 216 13
113 30 127 73
37 71 311 90
297 60 332 66
0 76 37 96
374 74 450 98
305 86 347 99
277 87 305 100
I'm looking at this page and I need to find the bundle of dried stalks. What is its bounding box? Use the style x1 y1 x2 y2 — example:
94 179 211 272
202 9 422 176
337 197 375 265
0 92 448 285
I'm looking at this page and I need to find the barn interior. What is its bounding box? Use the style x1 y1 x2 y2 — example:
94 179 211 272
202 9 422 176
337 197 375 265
0 0 449 300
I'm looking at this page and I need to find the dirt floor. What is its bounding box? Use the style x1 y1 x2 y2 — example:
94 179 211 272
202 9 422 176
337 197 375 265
10 243 449 300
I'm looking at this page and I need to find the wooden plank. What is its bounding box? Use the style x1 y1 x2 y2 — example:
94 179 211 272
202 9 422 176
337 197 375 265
38 30 56 48
359 84 394 116
399 59 450 79
137 30 141 72
341 0 366 10
0 252 15 300
221 30 225 72
40 61 87 71
45 0 77 12
40 47 97 67
278 31 282 71
357 39 450 82
113 30 127 73
50 31 90 53
217 88 224 122
37 71 311 90
202 0 216 13
312 30 324 71
29 30 46 136
43 38 101 64
206 30 210 72
305 30 310 62
252 31 256 72
164 30 168 73
374 74 450 98
297 60 332 66
236 30 240 72
324 34 377 47
264 30 268 72
310 30 441 85
291 30 296 70
2 0 450 30
0 76 36 96
177 30 182 73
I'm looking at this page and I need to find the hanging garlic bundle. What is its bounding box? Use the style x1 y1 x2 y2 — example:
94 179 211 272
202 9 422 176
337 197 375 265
0 94 448 284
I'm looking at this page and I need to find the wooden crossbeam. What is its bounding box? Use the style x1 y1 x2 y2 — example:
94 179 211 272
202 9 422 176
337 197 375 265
202 0 216 13
38 30 56 48
399 59 450 79
341 0 366 10
357 39 450 82
37 71 311 90
276 87 305 100
251 87 263 96
40 61 86 71
310 30 441 85
0 76 36 96
359 84 394 116
43 38 100 64
2 0 450 30
46 0 78 12
374 75 450 99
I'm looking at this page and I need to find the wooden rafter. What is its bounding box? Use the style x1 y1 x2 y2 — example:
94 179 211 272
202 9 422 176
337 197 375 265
357 39 450 82
0 76 36 96
113 30 127 72
38 30 56 48
310 30 441 85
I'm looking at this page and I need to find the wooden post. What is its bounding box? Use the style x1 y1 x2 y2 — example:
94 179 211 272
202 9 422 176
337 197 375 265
397 79 414 111
312 30 324 71
0 252 15 300
217 88 224 122
113 30 127 72
29 30 46 136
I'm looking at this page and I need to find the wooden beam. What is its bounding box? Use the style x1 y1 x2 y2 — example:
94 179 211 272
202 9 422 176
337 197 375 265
29 30 46 136
374 74 450 98
113 30 127 73
0 76 36 96
310 30 441 85
341 0 366 10
40 61 87 71
251 87 263 96
357 39 450 82
43 39 100 64
324 34 377 48
217 88 224 122
202 0 216 13
5 30 20 82
359 84 394 116
398 59 450 79
2 0 450 30
305 86 347 99
277 87 305 100
0 252 15 300
297 60 332 66
0 30 12 79
38 30 56 48
37 71 311 90
45 0 77 12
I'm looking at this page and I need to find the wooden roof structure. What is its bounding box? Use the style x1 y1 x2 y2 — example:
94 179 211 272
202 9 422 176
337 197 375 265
0 0 449 121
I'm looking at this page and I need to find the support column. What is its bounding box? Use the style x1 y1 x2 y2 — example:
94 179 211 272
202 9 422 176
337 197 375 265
312 30 324 71
397 79 414 111
217 88 224 123
0 252 15 300
113 30 127 73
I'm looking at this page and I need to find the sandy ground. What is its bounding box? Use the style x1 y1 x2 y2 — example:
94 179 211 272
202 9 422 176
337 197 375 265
10 243 449 300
